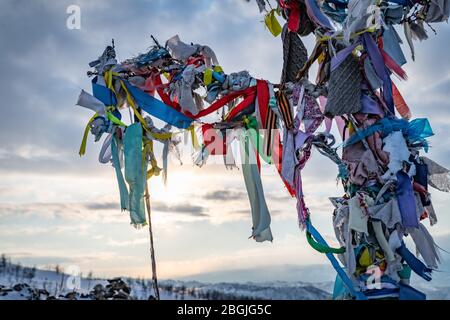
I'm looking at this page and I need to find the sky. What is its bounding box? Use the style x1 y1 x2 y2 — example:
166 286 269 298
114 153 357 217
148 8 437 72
0 0 450 284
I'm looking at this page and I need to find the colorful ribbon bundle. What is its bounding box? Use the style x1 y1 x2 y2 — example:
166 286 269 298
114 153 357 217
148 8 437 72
76 0 450 300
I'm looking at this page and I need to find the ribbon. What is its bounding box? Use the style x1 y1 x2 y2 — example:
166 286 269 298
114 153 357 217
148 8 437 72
396 171 419 229
279 0 301 32
396 243 432 281
244 117 273 164
224 88 258 121
154 73 257 120
92 76 118 106
124 81 194 129
304 0 334 31
392 82 411 119
111 134 130 211
124 123 147 227
240 132 273 242
79 113 98 156
342 117 433 149
306 221 346 254
264 9 282 37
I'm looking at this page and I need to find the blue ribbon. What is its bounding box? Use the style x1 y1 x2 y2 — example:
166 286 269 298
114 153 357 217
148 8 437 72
396 243 432 281
305 0 334 30
396 171 419 228
342 117 433 149
92 77 117 106
399 283 426 300
124 82 194 129
111 134 129 211
306 220 367 300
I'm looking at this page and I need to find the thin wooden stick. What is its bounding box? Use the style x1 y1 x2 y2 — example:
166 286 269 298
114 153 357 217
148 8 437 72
144 181 160 300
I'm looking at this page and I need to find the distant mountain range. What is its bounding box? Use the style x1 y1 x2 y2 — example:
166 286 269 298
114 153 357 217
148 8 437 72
175 262 450 300
176 264 337 284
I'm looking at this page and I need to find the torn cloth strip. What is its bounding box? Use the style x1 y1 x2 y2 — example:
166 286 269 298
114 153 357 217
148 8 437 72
111 134 129 211
256 80 270 128
277 90 294 129
255 80 278 158
421 156 450 192
382 24 407 67
396 171 419 229
279 0 300 32
362 33 394 114
294 130 315 228
304 0 334 30
240 132 273 242
342 117 433 148
281 24 308 84
263 108 278 157
325 53 362 117
396 243 432 281
272 130 296 197
330 44 359 72
124 123 147 227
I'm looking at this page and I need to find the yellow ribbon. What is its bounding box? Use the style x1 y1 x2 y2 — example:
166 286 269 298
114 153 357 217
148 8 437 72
264 9 282 37
143 139 161 180
188 125 200 150
79 113 98 156
214 66 223 73
318 27 377 42
203 69 213 86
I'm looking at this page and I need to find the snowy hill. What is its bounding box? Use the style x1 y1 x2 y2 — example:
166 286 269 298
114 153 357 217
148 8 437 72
0 261 331 300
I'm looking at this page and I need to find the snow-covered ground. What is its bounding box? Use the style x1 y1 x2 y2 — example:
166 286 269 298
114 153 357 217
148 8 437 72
0 262 331 300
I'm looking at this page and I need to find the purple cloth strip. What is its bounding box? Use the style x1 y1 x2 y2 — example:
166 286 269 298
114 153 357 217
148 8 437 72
305 0 334 30
295 130 311 151
331 44 358 72
361 94 384 116
396 171 419 228
362 33 394 114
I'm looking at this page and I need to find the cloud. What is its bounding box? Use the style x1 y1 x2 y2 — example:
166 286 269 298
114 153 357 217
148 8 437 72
0 223 92 237
106 238 148 248
2 249 138 273
203 190 247 201
0 202 126 224
152 201 208 217
231 208 282 217
83 202 118 211
0 200 210 223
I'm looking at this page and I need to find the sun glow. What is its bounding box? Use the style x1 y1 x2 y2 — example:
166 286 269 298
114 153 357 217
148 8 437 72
148 170 199 204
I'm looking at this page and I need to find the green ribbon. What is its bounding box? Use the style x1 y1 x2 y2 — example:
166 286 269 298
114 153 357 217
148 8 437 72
243 116 273 165
306 218 346 254
111 134 130 211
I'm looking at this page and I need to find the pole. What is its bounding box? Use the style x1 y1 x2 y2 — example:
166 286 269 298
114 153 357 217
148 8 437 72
144 181 160 300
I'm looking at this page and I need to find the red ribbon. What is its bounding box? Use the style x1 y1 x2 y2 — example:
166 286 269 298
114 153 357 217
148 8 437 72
280 0 301 32
256 80 270 128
